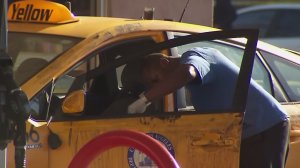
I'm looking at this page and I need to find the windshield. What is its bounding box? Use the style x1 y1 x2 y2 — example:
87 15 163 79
8 32 81 85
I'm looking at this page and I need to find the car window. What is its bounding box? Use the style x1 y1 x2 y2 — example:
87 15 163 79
8 32 81 85
262 51 300 101
53 53 100 98
28 51 121 120
174 38 272 110
177 40 272 92
267 10 300 37
232 10 276 37
28 53 100 121
29 36 161 120
178 41 272 85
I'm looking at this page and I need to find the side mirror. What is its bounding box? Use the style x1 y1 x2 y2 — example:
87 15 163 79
62 90 85 114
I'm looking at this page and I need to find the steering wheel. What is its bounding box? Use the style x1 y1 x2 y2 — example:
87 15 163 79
68 129 180 168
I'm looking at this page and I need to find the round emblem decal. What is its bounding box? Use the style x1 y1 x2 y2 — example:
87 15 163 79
127 132 175 168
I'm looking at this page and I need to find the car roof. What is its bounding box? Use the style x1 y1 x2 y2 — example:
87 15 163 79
227 36 300 65
8 16 215 38
237 3 300 14
9 15 300 65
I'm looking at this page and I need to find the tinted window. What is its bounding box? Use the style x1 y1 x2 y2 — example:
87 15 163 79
232 10 276 37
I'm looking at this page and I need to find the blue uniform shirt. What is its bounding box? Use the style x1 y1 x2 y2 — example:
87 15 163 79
181 47 288 139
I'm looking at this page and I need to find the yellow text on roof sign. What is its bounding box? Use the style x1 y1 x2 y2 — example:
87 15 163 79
8 0 78 24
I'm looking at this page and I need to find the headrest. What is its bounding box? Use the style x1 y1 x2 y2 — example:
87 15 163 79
121 61 145 95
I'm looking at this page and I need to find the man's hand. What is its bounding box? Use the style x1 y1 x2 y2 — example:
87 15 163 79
128 93 151 114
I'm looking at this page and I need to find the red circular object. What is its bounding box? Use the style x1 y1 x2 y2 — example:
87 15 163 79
68 129 180 168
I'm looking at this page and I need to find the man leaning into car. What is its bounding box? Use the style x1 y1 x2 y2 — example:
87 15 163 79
128 47 290 168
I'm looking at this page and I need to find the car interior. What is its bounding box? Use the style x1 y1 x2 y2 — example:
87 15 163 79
42 36 165 121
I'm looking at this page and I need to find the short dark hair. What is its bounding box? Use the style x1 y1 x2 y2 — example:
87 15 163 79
142 53 167 70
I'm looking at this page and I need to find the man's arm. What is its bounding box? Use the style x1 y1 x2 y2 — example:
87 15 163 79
145 64 197 101
128 64 197 114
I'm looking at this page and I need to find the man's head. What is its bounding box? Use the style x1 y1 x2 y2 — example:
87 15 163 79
142 53 176 87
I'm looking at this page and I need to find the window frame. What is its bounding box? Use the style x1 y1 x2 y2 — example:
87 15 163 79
28 29 259 122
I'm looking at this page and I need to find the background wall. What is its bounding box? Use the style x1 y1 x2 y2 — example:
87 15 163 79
107 0 213 26
70 0 213 26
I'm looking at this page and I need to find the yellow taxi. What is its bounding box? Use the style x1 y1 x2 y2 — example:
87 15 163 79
6 0 300 167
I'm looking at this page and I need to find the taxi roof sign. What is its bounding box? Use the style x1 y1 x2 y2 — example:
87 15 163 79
8 0 78 24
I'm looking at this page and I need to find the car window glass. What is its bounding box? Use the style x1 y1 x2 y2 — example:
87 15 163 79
267 10 300 37
177 40 272 92
30 53 99 120
27 53 100 121
53 54 100 98
232 10 276 37
28 82 53 121
262 52 300 101
8 32 81 85
45 37 160 119
252 54 272 94
174 38 272 110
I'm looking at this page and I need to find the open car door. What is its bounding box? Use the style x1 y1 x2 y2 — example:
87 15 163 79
61 29 258 168
15 29 258 168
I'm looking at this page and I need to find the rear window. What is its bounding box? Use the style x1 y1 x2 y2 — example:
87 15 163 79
8 32 81 85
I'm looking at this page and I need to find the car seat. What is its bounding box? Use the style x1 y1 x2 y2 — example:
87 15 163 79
101 61 145 115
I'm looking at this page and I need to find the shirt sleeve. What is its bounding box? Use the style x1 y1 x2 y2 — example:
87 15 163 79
180 49 213 84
